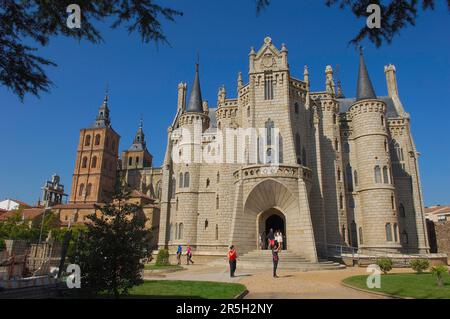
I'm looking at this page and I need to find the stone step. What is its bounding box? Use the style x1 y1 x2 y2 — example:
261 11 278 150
208 249 345 271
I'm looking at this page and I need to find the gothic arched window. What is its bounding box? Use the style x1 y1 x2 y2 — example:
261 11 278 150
216 195 219 209
374 166 382 183
91 156 97 168
294 102 299 114
385 223 392 241
346 164 353 192
399 203 406 217
178 223 183 239
264 72 274 100
295 133 301 164
78 183 84 196
95 134 101 145
344 142 350 153
82 157 88 168
86 183 92 196
354 170 358 186
383 166 390 184
184 172 190 188
278 134 283 163
339 193 344 209
215 224 219 240
84 135 91 146
171 178 176 199
359 227 364 244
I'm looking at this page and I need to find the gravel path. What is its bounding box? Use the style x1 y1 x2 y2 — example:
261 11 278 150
142 263 413 299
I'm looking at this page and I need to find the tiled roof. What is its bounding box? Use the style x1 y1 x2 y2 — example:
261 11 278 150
0 208 45 221
425 205 450 215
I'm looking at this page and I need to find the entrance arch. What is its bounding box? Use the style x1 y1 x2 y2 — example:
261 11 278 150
258 208 286 250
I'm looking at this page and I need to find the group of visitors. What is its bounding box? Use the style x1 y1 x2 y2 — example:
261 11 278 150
260 229 285 250
176 244 194 265
228 228 281 278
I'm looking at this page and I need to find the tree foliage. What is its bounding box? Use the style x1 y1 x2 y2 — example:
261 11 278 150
0 209 58 244
256 0 449 47
76 186 149 298
0 0 182 100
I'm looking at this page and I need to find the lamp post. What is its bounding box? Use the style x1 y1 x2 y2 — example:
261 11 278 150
38 203 51 243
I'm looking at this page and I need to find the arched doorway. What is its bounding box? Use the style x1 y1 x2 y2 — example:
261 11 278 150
258 208 286 250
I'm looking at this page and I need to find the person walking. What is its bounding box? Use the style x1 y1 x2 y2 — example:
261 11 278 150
227 245 237 277
272 241 280 278
186 245 194 265
176 244 182 265
267 228 275 249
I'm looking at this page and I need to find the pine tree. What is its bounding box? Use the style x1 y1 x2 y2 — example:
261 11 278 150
77 185 148 298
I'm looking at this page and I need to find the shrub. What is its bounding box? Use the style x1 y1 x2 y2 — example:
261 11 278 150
376 257 393 274
430 265 448 287
156 249 170 266
410 259 430 274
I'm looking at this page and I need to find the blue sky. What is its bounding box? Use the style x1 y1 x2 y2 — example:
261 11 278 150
0 1 449 206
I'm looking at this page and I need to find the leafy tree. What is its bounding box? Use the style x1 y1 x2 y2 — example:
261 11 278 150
430 265 448 287
256 0 450 47
155 249 170 266
409 258 429 274
76 185 149 298
376 257 393 274
0 0 182 100
52 224 87 262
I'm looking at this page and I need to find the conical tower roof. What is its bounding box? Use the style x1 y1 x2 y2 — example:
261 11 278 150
356 49 376 101
186 63 203 112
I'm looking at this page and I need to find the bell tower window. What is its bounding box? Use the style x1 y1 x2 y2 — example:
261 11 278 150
264 72 274 100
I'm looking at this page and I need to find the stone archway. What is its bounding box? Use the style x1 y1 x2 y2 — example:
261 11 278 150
257 208 286 250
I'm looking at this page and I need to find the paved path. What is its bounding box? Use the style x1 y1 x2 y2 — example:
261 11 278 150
143 263 413 299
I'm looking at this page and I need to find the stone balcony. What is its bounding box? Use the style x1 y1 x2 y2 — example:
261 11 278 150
233 164 312 183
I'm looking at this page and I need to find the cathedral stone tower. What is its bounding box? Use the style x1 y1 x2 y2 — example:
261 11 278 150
70 94 120 203
121 120 153 190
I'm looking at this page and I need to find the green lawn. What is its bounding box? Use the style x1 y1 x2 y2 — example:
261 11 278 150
144 264 183 270
343 272 450 299
128 280 247 299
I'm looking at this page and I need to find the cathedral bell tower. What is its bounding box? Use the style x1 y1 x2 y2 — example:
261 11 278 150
70 93 120 204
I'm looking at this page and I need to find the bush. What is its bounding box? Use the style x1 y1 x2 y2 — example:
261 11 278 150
376 257 393 274
430 265 448 287
156 249 170 266
410 259 430 274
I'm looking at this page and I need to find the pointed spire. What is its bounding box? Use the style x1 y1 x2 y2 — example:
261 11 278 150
129 117 146 150
93 88 111 128
356 47 376 101
186 63 203 112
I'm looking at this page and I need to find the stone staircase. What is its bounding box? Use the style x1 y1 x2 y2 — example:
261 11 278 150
209 250 345 271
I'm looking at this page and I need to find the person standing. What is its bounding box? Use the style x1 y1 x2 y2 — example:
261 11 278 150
272 241 280 278
267 228 275 249
278 231 284 250
186 245 194 265
176 245 182 265
227 245 237 277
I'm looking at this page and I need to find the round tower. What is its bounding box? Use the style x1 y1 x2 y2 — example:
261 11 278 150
173 63 209 249
350 51 400 252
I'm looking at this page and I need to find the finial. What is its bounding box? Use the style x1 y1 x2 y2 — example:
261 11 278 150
249 46 256 56
139 115 143 129
104 83 109 102
196 51 200 71
359 45 364 55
